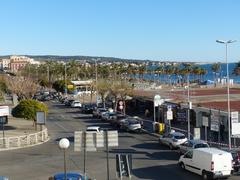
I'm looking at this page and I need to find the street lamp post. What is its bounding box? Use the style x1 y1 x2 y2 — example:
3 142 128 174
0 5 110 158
216 39 236 150
59 138 70 180
93 58 100 106
64 63 67 96
187 74 191 140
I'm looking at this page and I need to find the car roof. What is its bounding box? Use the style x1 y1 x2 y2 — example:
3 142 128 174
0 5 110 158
87 126 100 130
195 147 231 154
54 172 82 180
188 139 207 144
171 132 185 136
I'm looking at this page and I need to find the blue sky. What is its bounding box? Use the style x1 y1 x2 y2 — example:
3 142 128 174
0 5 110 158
0 0 239 62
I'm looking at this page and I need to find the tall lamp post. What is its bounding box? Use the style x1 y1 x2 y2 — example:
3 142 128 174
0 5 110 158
216 39 236 150
64 63 67 96
59 138 70 180
93 58 100 106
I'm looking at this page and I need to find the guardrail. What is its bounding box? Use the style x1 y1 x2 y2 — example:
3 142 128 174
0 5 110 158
0 128 49 151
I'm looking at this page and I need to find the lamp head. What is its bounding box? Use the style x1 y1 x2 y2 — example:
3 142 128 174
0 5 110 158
59 138 70 149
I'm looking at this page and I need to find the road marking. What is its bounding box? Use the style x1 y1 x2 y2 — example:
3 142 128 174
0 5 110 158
54 121 69 131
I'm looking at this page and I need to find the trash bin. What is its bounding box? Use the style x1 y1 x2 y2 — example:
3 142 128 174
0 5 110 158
159 123 165 135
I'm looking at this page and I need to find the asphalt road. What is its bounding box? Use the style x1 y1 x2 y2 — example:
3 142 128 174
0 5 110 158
0 101 239 180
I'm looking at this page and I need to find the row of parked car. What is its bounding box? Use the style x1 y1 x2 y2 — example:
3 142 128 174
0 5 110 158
57 96 143 133
92 107 143 132
159 129 240 179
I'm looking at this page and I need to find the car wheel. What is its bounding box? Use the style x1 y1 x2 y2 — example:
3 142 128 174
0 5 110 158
169 144 174 150
179 162 185 170
202 171 209 180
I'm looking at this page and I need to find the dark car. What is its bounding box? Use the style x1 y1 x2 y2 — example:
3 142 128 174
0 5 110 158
222 148 240 172
81 103 97 114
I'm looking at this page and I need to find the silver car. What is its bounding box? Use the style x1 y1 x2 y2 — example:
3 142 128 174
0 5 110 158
159 130 187 150
178 139 209 155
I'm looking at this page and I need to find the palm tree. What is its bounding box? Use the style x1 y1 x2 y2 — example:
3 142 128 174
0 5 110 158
211 62 221 86
233 61 240 76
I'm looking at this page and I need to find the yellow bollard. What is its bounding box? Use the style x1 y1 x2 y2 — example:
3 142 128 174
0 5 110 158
159 123 165 135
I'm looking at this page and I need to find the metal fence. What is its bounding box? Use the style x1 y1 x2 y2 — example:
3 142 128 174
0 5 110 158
0 128 48 150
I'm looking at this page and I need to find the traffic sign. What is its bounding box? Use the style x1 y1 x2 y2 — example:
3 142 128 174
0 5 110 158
167 110 173 120
154 95 163 107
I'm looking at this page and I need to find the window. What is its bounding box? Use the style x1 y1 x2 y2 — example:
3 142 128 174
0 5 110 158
184 151 193 159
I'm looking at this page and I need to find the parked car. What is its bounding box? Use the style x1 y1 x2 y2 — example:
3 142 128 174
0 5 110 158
159 130 187 150
65 99 75 106
106 112 117 123
113 114 127 127
81 103 97 114
53 172 87 180
178 139 209 155
71 100 82 108
101 111 110 121
92 108 107 118
179 148 232 179
86 126 103 133
121 118 142 132
222 148 240 172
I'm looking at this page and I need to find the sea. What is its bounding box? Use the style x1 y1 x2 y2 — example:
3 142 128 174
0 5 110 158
143 62 240 84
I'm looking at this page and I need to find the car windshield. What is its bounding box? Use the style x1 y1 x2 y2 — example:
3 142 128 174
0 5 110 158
194 143 209 148
86 129 97 132
129 120 139 125
174 135 185 139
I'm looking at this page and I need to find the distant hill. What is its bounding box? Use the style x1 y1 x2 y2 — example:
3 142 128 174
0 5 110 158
0 55 151 63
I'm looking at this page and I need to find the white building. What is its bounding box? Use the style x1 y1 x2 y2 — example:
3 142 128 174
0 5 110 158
0 59 11 70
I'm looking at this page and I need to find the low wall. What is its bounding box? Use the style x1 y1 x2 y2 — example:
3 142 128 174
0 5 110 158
0 128 49 151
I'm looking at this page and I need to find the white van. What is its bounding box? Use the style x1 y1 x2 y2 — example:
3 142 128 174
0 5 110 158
178 148 232 179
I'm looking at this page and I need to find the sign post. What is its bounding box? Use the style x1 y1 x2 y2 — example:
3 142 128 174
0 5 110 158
36 111 46 131
167 106 173 130
0 106 9 147
153 95 163 132
231 111 240 136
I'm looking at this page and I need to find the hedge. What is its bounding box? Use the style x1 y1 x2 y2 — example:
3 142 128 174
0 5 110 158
12 99 48 120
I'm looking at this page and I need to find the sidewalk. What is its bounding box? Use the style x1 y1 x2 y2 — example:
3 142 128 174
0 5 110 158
0 116 38 138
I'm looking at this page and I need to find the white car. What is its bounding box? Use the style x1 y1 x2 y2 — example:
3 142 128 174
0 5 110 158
179 148 232 179
159 130 187 149
86 126 103 133
71 100 82 108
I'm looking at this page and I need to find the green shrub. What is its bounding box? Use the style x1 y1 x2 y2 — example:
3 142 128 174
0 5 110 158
12 99 48 120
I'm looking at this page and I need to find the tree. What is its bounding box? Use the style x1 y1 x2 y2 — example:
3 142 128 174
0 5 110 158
12 99 48 129
212 62 221 86
52 80 73 93
5 76 39 100
96 79 110 108
233 61 240 76
110 80 133 114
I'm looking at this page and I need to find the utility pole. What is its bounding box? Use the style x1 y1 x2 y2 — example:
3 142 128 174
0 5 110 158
64 63 67 96
216 39 236 150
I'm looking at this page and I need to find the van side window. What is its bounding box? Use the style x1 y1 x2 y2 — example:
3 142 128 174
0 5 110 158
184 151 193 159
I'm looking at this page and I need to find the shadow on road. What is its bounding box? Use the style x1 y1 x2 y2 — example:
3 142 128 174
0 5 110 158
0 126 16 130
132 164 201 180
132 142 161 150
109 148 148 155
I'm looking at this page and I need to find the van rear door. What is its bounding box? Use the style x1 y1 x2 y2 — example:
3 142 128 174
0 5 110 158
212 153 232 176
